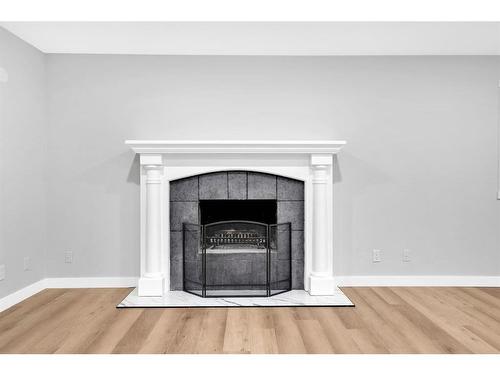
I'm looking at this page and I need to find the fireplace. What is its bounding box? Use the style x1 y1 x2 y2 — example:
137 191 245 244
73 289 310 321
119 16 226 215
125 140 346 297
170 172 300 297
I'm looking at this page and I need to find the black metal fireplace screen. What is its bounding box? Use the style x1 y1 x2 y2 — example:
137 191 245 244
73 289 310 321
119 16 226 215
183 220 292 298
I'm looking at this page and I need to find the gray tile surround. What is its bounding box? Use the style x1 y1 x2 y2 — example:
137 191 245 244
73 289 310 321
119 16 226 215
170 201 198 231
170 231 183 261
278 201 304 230
277 176 304 201
291 231 304 261
199 172 228 199
169 172 304 291
228 172 247 199
292 260 304 289
248 172 276 199
170 259 183 290
170 176 198 201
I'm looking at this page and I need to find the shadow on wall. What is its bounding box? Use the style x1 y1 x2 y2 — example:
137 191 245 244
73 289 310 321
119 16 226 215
127 153 140 185
333 154 342 184
76 151 141 190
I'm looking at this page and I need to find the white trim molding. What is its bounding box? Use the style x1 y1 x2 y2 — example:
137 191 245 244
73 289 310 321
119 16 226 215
44 277 138 289
0 279 47 313
0 277 138 313
336 276 500 287
2 276 499 313
126 139 347 297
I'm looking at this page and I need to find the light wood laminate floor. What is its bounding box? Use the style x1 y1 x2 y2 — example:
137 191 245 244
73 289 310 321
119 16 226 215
0 287 499 354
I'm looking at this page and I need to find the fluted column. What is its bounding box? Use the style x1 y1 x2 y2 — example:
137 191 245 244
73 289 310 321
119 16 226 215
309 154 335 295
138 154 164 296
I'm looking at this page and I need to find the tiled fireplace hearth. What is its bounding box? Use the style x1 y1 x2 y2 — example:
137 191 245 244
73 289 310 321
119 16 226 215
125 140 346 297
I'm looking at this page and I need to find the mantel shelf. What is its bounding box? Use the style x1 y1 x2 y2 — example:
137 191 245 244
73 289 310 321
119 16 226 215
125 140 346 155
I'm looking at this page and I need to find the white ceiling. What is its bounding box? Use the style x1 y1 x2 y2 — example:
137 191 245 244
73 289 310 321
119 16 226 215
2 22 500 55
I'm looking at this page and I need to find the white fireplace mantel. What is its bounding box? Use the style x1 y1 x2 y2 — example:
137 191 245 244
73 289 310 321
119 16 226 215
125 140 346 297
125 140 346 154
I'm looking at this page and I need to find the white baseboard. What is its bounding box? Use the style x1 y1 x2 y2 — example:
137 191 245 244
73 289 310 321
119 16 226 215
336 275 500 287
0 277 138 313
2 276 499 313
44 277 138 288
0 279 47 313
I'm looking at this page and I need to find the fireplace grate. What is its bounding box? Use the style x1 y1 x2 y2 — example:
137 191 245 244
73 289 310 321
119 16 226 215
207 229 267 248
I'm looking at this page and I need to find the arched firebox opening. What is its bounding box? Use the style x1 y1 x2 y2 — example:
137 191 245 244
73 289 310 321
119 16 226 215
169 171 304 297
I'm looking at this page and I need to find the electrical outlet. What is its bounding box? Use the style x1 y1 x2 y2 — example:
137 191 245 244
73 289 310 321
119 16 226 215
372 249 381 263
403 249 411 262
23 256 31 271
0 264 5 281
65 251 73 264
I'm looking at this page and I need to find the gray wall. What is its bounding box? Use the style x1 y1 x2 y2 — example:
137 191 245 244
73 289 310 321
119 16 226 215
0 28 47 298
45 54 500 279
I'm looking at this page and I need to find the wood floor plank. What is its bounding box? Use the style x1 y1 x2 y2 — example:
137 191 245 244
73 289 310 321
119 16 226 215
195 308 228 353
247 308 279 354
1 287 499 354
393 287 499 354
296 319 334 353
112 309 164 353
271 308 307 353
345 288 418 353
30 290 116 353
168 308 208 353
0 289 91 353
480 288 500 299
349 328 389 354
332 307 364 330
355 287 443 353
389 300 472 353
137 309 185 353
464 324 500 351
461 288 500 311
0 289 67 325
222 308 251 353
244 308 279 354
54 289 132 353
431 288 500 336
371 287 405 306
83 308 143 354
311 307 361 353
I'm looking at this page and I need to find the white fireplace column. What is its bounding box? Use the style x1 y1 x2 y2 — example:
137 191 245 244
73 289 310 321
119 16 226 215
138 154 164 296
309 154 335 295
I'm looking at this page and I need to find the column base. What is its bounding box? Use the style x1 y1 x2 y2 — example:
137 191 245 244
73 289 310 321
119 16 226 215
138 276 164 296
309 275 337 295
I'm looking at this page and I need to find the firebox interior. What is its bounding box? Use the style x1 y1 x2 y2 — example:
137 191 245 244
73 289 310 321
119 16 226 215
199 199 277 225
